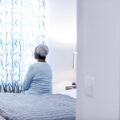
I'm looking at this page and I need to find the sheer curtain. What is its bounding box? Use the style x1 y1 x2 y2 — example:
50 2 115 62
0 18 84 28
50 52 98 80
0 0 45 92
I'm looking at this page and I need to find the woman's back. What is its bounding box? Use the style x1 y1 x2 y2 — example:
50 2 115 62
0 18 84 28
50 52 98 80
23 62 52 95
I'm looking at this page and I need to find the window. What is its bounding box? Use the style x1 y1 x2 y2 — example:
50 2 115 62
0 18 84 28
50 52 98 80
0 0 45 92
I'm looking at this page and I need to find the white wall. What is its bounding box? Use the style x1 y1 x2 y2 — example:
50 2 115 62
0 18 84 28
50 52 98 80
77 0 120 120
45 0 77 93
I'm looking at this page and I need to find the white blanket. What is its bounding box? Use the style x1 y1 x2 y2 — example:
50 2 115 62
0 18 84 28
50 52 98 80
0 93 75 120
58 89 76 98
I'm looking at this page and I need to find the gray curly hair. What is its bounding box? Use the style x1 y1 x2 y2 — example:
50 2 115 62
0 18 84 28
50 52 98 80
34 44 49 59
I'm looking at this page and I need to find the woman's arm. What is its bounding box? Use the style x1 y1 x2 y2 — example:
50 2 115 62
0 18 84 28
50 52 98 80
22 65 34 91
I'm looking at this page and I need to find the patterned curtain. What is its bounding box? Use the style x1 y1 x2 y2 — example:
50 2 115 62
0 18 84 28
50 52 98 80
0 0 45 92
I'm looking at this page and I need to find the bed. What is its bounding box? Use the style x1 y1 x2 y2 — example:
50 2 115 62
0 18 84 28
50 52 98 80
0 93 76 120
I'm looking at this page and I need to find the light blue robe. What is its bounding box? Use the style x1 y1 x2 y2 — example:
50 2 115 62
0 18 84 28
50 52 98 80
23 62 52 94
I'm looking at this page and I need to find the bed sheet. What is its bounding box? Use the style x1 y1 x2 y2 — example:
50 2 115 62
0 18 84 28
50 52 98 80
57 89 76 98
0 116 5 120
0 93 75 120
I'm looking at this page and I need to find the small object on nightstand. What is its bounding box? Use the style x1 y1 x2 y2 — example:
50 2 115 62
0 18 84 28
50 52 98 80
65 82 76 90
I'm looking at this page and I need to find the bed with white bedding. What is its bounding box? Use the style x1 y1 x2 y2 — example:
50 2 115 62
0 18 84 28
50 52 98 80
0 93 76 120
58 89 76 98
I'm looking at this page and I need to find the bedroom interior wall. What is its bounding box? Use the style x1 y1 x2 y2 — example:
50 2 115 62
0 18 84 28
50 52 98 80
77 0 120 120
45 0 77 93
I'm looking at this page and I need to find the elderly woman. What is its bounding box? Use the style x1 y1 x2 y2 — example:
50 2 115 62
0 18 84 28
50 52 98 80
22 44 52 94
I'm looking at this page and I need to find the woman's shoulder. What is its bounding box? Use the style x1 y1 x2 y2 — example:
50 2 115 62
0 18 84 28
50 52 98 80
30 62 52 73
31 62 50 67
